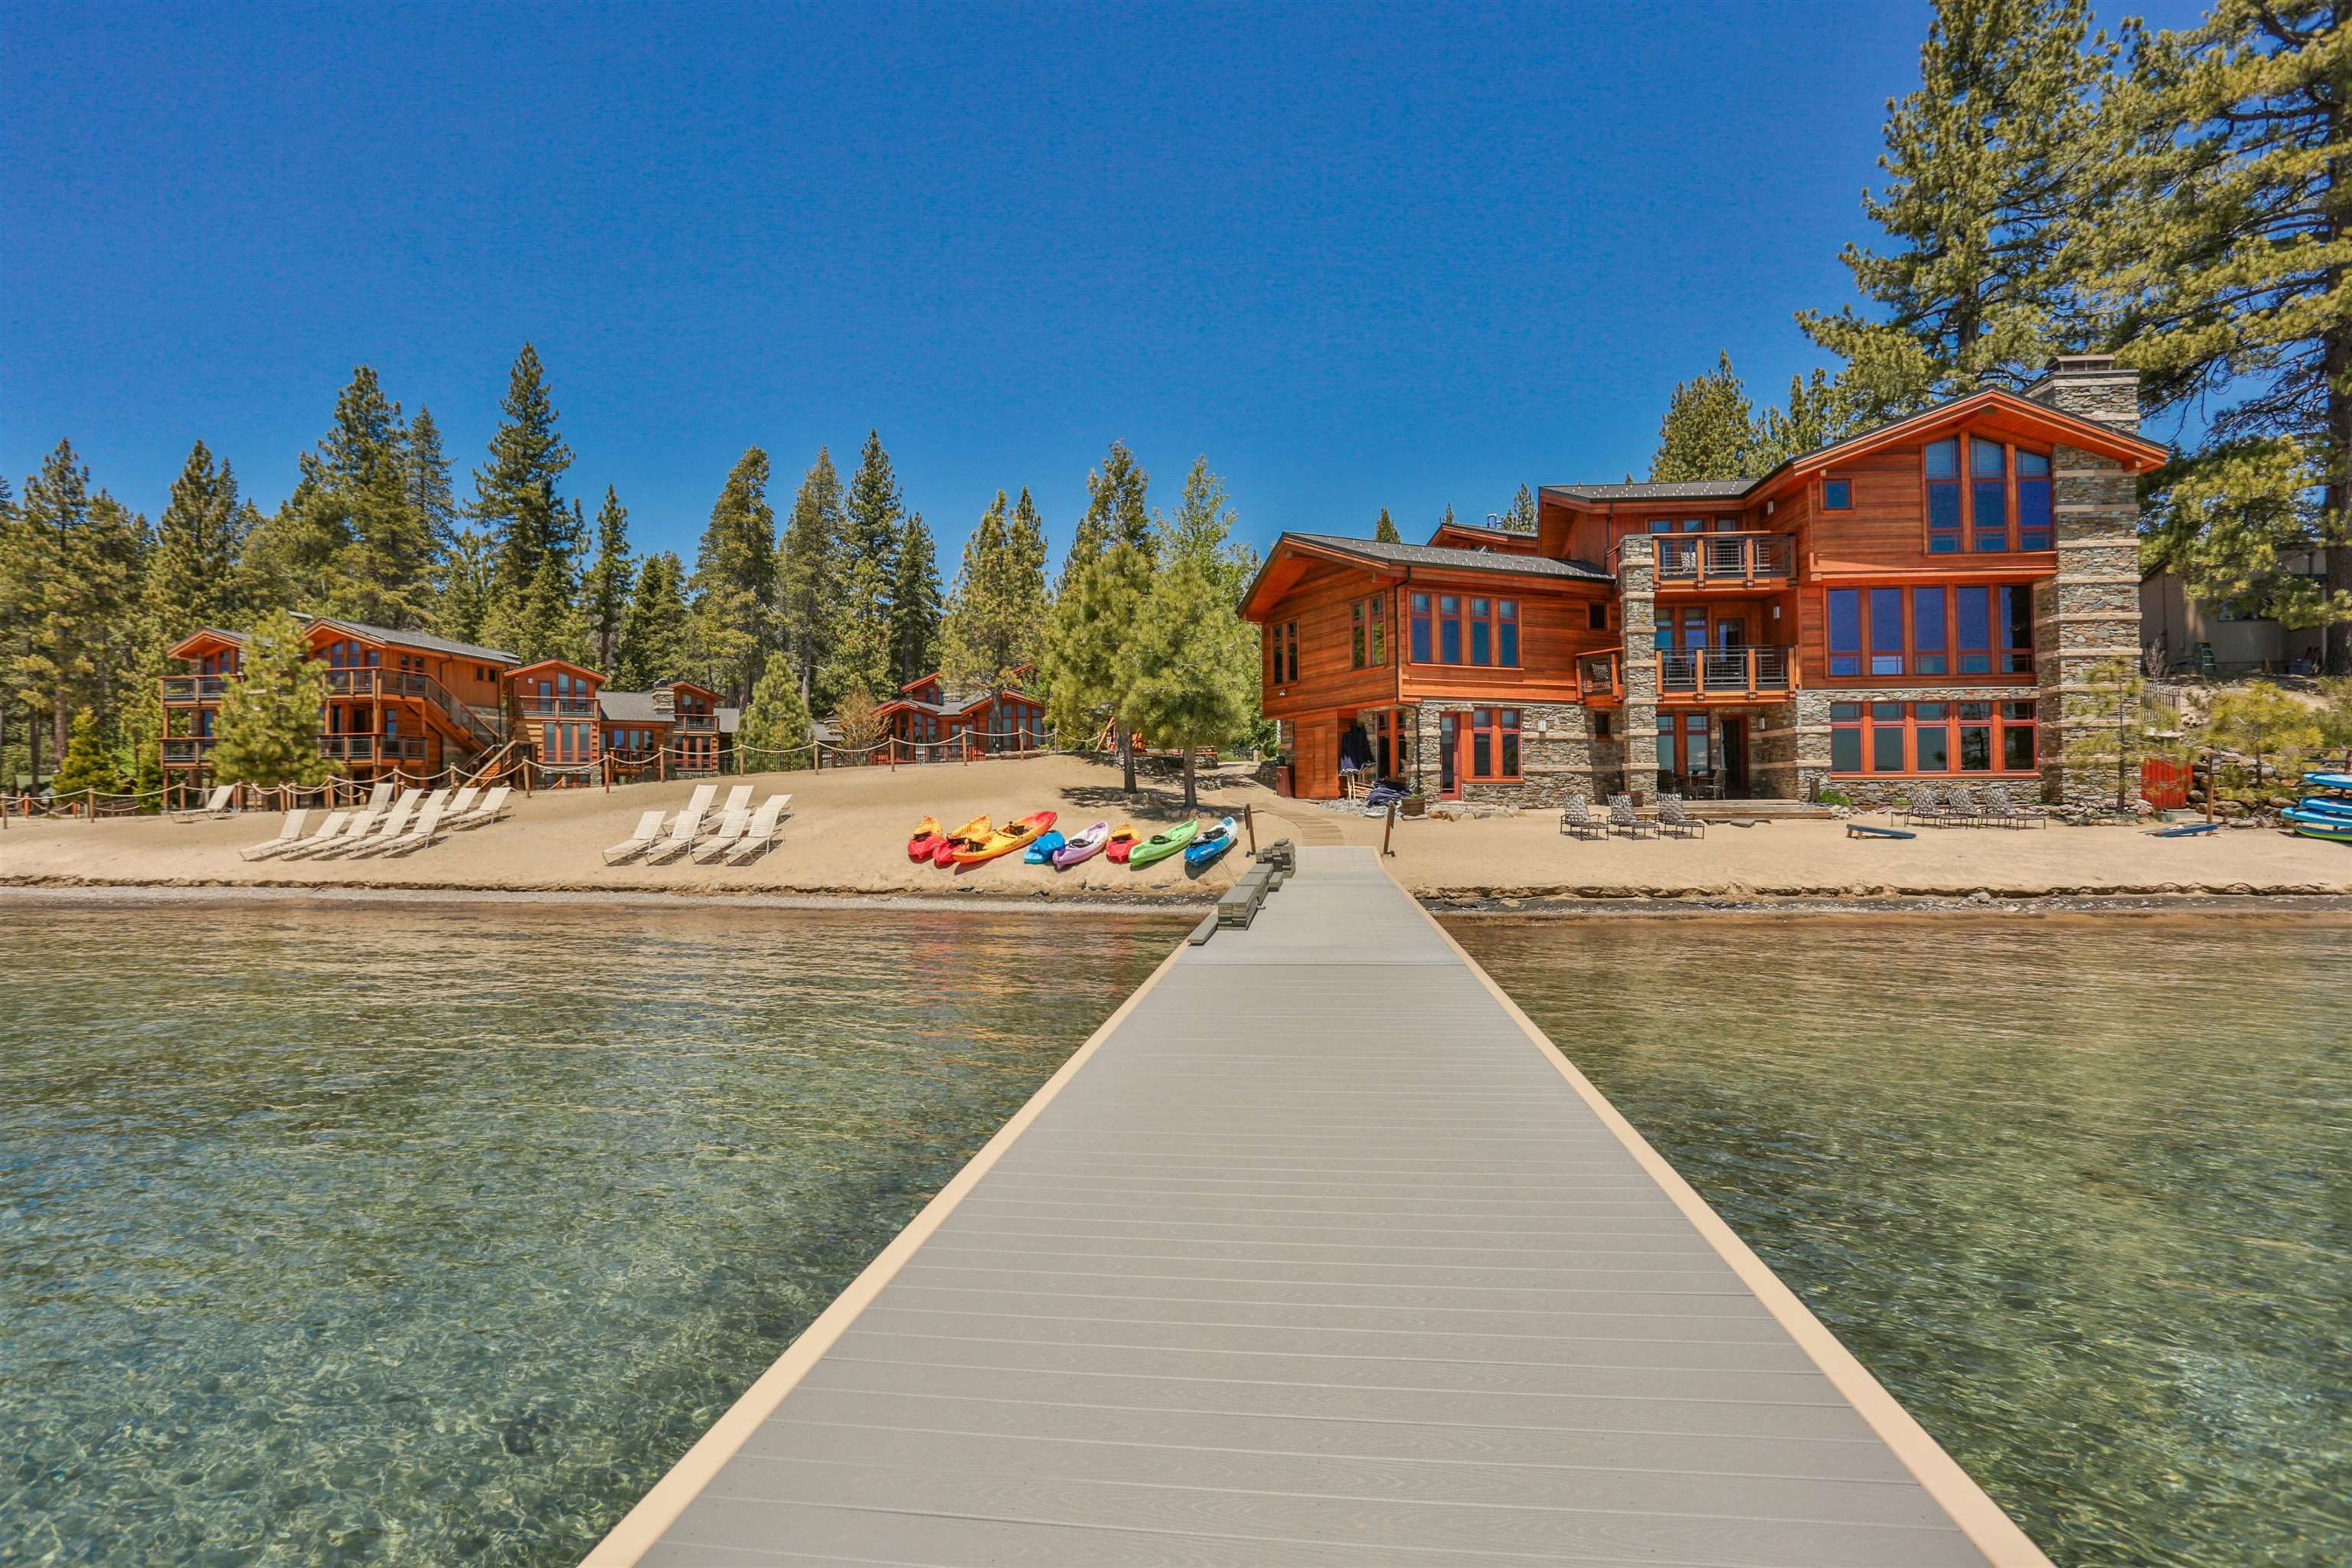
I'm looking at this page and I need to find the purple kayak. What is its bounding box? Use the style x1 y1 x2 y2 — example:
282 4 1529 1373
1052 819 1112 868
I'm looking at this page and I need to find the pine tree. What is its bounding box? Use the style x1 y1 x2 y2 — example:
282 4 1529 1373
1436 501 1459 532
1374 508 1402 544
1159 458 1256 604
303 367 436 626
1748 370 1851 471
616 550 691 688
407 407 461 562
434 528 498 644
2080 0 2348 669
1648 353 1759 482
1062 439 1152 583
888 511 945 686
688 448 776 704
736 659 813 764
2206 679 2324 800
1119 518 1259 812
821 430 903 704
1501 484 1537 534
212 609 335 788
1798 0 2117 420
1 441 144 756
942 492 1027 691
776 447 846 706
143 441 256 639
473 344 576 606
580 487 635 673
2060 657 2174 811
51 707 127 804
510 549 587 665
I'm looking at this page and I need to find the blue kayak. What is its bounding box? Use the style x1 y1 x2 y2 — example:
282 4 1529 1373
1184 816 1238 868
1023 830 1067 864
2295 795 2352 819
2283 808 2352 843
2302 772 2352 792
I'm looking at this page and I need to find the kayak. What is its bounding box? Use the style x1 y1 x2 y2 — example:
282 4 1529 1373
2283 807 2352 843
1052 820 1112 869
1103 822 1139 864
2302 772 2352 792
952 810 1057 866
1127 819 1200 868
933 814 990 867
1024 830 1067 865
906 815 944 861
2295 795 2352 819
1184 816 1239 868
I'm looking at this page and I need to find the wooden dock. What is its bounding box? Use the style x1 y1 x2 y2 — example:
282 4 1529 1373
586 847 2050 1567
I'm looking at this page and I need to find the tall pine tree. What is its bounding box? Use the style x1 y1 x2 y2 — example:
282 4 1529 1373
889 511 945 686
2 441 144 756
1648 353 1759 482
473 344 575 634
688 448 776 704
776 447 845 705
580 486 635 673
1374 508 1402 543
144 441 256 639
212 608 335 788
1062 439 1152 583
1500 484 1537 534
821 430 903 704
250 368 433 626
616 550 691 688
942 491 1049 691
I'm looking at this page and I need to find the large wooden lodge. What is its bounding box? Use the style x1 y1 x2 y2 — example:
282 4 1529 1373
1243 356 2166 805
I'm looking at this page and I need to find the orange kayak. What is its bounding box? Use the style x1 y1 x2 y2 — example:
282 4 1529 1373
951 810 1057 866
906 815 944 861
933 815 990 867
1103 822 1139 864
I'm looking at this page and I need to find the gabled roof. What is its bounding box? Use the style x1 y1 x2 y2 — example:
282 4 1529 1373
1286 534 1611 581
505 658 603 684
596 691 674 724
168 616 520 665
1541 480 1755 502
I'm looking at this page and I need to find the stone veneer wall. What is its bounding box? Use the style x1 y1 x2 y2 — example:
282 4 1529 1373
1615 535 1659 792
1407 701 1618 806
1784 688 2045 808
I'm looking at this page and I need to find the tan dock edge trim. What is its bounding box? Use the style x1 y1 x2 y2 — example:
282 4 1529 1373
577 939 1191 1566
1401 880 2057 1568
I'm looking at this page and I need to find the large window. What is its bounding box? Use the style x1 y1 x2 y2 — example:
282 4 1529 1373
1468 707 1520 779
1825 584 2035 680
1265 620 1298 685
1350 595 1387 669
1831 700 2037 775
1412 594 1520 667
1925 436 2054 554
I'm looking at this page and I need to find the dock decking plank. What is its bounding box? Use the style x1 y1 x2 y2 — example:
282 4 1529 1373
597 847 2049 1568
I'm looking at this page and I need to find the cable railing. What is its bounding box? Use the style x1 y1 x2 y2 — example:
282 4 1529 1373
1650 532 1795 585
1659 644 1797 697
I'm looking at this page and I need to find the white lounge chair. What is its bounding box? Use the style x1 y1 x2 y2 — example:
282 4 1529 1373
170 784 237 821
691 805 752 863
446 784 482 820
727 795 788 863
319 791 419 858
642 808 702 864
447 784 512 831
351 789 449 858
374 792 454 857
237 809 309 861
603 809 666 864
717 783 753 818
275 809 354 859
662 782 718 838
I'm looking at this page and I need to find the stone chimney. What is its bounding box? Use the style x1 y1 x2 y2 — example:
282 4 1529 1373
651 684 675 715
2020 354 2141 436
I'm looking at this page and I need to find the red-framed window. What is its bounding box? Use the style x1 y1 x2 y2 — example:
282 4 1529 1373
1410 593 1519 668
1350 595 1387 668
1467 707 1521 779
1831 700 2037 775
1925 436 2054 554
1265 620 1298 684
1826 584 2035 679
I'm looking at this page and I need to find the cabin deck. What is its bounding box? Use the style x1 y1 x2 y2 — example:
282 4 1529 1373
592 847 2046 1567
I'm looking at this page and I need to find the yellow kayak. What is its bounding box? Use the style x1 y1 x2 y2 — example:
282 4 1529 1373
951 810 1058 866
930 815 991 867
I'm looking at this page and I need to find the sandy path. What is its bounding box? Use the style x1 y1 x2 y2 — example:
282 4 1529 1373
4 755 2347 902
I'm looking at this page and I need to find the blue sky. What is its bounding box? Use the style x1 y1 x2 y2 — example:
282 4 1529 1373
4 0 2205 569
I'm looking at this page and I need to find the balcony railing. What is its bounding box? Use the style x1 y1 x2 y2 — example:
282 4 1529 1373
1653 532 1795 586
319 734 430 763
161 675 228 704
1576 652 1622 702
162 737 217 764
322 666 505 750
672 713 718 733
1661 645 1796 698
518 696 600 717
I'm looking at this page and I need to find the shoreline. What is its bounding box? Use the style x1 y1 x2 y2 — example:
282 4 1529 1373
8 876 2347 923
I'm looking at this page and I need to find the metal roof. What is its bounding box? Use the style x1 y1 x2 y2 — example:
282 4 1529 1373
194 616 521 664
1285 533 1612 582
1539 479 1758 502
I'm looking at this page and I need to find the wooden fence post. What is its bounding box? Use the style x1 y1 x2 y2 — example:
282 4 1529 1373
1383 802 1397 858
1243 803 1256 853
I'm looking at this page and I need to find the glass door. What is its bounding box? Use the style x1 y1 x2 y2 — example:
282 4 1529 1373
1438 713 1459 798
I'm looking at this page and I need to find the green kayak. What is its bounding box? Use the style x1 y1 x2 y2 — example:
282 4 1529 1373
1126 818 1201 867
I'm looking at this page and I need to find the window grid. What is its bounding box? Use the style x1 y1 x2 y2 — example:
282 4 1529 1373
1830 700 2039 776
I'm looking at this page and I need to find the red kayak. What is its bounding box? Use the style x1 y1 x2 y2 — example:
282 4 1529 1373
906 815 944 862
1102 822 1139 864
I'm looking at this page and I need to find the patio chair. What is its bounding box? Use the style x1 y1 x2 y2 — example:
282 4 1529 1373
1981 782 2046 829
1559 795 1608 840
279 808 371 859
642 808 703 864
603 808 666 864
373 791 455 858
691 805 752 863
1656 793 1707 839
1943 784 1989 827
1606 793 1655 838
727 795 789 863
1904 784 1955 829
447 785 512 831
345 789 447 858
237 809 309 861
717 782 754 818
317 791 419 858
662 782 718 838
168 784 237 821
445 784 482 820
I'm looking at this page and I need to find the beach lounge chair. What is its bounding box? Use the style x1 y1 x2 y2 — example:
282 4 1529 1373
318 791 418 858
447 785 512 831
717 783 753 818
445 784 481 821
341 789 440 858
727 795 788 863
237 809 309 861
169 784 237 821
277 808 362 859
1944 784 1989 827
1606 793 1655 838
662 782 718 839
1558 795 1607 840
603 809 667 864
1904 784 1957 829
642 808 703 864
1981 782 2046 829
1656 793 1707 839
372 791 454 857
691 805 752 863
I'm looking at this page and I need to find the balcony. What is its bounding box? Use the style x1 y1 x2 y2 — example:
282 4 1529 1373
1653 532 1795 588
322 666 505 750
672 713 718 733
319 734 430 763
1576 652 1623 704
1661 645 1796 699
161 675 228 704
161 736 217 765
518 696 599 717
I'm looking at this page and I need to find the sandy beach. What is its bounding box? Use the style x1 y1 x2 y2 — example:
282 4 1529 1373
5 753 2349 904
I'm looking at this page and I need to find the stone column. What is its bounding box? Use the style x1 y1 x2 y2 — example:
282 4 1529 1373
1617 535 1659 797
